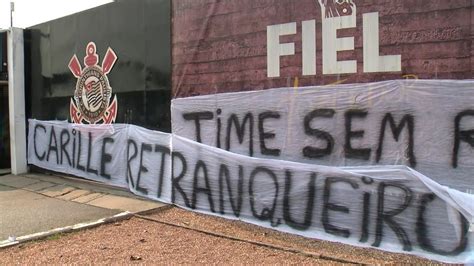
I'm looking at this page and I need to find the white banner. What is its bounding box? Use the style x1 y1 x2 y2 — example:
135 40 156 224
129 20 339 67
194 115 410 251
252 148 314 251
28 119 474 263
171 79 474 193
28 120 172 202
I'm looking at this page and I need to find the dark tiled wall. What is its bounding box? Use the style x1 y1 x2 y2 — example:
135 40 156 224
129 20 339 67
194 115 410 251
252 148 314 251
25 0 171 131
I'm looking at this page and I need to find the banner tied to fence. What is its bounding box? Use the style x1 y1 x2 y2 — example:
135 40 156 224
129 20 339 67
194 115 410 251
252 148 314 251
28 119 474 263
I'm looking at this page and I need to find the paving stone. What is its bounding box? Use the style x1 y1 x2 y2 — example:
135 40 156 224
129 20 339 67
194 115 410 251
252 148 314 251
38 185 76 198
72 193 106 204
0 175 39 188
21 174 133 198
23 181 58 192
57 189 91 201
87 194 164 213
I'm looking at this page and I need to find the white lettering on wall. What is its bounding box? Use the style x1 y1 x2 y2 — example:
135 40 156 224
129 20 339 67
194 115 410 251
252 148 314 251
266 4 402 77
302 20 316 76
322 15 357 74
267 22 296 78
363 12 401 73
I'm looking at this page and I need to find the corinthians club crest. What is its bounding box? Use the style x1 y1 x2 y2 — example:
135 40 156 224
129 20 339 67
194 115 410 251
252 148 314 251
69 42 118 124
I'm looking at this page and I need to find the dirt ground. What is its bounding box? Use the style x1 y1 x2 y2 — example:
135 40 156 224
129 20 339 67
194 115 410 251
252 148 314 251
0 207 439 264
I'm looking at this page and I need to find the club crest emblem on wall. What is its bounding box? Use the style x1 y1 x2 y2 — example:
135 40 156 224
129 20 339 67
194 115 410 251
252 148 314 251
318 0 355 18
68 42 118 124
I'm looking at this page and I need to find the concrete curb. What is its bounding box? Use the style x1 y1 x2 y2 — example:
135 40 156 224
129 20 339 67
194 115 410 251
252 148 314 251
0 211 132 249
135 204 174 216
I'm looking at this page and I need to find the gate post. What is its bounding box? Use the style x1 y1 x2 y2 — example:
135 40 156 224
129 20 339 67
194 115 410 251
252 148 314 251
8 27 27 175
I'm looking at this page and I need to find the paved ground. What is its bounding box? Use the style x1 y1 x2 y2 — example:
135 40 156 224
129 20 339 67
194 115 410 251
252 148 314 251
0 207 437 264
0 184 118 240
0 173 164 243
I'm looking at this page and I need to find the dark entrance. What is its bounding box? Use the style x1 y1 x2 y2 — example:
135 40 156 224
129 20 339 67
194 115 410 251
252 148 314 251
0 31 9 170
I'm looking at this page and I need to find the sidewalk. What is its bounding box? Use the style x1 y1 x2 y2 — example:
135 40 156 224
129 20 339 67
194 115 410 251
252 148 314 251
0 173 165 244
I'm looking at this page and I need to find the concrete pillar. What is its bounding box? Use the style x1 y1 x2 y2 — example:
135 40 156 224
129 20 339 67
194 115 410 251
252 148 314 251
8 27 27 175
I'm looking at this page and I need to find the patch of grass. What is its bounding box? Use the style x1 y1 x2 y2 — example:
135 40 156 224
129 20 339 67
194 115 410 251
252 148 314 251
45 233 66 241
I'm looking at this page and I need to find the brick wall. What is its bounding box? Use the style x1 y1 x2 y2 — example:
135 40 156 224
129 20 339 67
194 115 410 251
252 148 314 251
172 0 473 98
